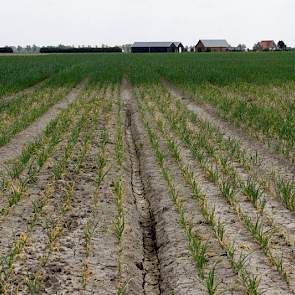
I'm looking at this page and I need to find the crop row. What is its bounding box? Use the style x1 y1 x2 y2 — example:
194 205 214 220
0 82 111 293
187 82 295 160
0 85 105 216
0 65 89 147
134 82 295 294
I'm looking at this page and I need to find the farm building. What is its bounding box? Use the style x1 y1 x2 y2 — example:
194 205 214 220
0 47 13 53
173 42 185 53
195 39 230 52
131 42 184 53
258 40 277 51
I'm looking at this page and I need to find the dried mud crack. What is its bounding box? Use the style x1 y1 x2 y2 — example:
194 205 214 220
122 78 203 295
124 106 161 294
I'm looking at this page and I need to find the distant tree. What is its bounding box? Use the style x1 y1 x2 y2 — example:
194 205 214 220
58 44 67 49
16 45 23 52
253 43 262 51
121 44 132 53
278 41 287 50
32 44 39 52
237 44 247 51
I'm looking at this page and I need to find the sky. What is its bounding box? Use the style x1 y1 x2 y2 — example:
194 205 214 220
0 0 294 48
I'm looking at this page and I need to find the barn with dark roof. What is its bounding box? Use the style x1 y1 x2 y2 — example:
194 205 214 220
131 42 184 53
0 47 13 53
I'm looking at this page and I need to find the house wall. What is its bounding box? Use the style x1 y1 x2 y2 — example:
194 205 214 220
131 47 150 53
210 47 227 52
195 44 227 52
195 41 205 52
259 41 276 50
131 46 177 53
176 45 184 53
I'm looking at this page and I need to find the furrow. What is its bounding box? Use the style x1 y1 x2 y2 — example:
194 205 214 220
124 102 161 294
123 79 206 295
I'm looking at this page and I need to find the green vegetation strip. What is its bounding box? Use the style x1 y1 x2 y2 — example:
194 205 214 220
0 83 106 293
139 85 291 284
136 88 262 294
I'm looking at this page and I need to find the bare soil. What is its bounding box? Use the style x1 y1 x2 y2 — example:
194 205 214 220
0 78 294 294
122 79 206 294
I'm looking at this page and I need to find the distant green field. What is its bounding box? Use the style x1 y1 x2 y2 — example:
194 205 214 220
1 52 295 96
1 52 295 156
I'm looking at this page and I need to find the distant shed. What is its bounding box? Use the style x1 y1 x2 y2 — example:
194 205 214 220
195 40 229 52
131 42 184 53
173 42 185 53
0 47 13 53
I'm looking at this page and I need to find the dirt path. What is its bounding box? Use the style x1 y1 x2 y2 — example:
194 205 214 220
0 79 88 169
0 79 49 104
163 80 295 182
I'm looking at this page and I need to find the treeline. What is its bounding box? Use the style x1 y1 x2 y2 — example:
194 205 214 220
0 47 13 53
40 46 122 53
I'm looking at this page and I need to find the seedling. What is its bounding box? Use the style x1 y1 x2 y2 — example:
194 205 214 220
277 179 295 211
219 180 235 204
243 178 265 211
206 267 218 295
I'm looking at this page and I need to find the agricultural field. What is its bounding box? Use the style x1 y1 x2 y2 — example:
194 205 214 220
0 52 295 294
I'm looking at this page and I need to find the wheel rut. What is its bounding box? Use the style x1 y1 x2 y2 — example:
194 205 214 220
123 83 161 294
